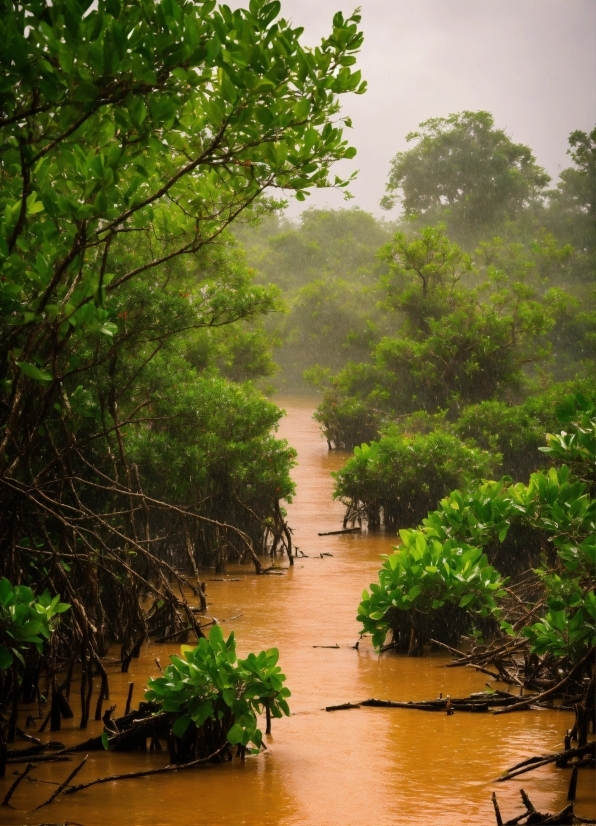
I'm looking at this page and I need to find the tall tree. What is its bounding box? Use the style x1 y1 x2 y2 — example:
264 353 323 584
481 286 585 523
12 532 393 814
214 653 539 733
0 0 366 681
381 111 550 244
547 127 596 261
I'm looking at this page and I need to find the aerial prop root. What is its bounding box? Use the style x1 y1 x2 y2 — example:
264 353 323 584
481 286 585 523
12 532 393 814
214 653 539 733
492 788 595 825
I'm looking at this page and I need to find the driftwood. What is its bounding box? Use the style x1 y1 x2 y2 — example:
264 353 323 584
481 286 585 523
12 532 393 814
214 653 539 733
325 692 526 713
317 528 361 536
63 746 226 795
2 761 35 807
6 754 72 765
498 742 595 782
35 754 88 809
325 702 361 711
7 741 64 760
492 788 594 825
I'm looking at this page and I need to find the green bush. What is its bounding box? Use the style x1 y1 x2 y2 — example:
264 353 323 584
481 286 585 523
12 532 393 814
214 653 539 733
453 380 595 481
313 388 383 450
145 625 290 763
357 394 596 660
333 429 496 530
357 531 506 652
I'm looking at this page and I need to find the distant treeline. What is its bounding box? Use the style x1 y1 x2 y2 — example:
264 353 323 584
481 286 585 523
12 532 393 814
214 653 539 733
235 111 595 529
235 113 594 400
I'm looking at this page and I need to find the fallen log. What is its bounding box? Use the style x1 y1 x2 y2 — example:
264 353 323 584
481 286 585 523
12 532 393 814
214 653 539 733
317 528 361 536
325 703 361 711
6 741 65 759
5 754 72 765
360 698 490 712
324 693 526 713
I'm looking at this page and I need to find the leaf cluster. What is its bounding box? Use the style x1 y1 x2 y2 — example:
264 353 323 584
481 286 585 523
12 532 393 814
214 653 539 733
145 625 290 751
332 428 495 531
0 578 69 671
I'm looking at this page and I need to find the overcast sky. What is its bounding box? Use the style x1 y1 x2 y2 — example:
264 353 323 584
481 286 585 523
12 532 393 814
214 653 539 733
238 0 596 218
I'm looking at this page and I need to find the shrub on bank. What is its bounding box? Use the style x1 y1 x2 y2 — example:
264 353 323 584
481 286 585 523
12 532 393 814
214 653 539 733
332 429 495 531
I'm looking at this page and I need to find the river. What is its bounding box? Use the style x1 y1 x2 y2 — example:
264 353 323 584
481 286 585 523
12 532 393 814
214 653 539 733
1 397 594 825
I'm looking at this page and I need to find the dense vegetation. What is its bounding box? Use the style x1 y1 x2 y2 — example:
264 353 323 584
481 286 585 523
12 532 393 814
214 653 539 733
0 0 593 811
234 207 394 390
293 118 596 538
358 392 595 678
0 0 366 756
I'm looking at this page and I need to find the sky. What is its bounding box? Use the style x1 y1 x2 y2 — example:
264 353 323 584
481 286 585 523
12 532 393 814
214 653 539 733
235 0 596 218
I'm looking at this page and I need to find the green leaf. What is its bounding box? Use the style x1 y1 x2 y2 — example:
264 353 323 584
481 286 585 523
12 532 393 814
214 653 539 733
172 714 191 738
17 362 53 382
226 723 244 745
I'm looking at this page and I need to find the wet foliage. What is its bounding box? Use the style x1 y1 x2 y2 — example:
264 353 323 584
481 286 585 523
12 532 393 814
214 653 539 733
145 626 290 762
333 429 495 531
0 0 366 737
358 394 595 664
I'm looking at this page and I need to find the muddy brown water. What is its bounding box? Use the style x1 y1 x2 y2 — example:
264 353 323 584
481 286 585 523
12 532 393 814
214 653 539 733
2 397 594 825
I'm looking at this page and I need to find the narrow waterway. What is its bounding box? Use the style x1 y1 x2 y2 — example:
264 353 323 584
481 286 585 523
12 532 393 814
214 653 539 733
2 397 594 825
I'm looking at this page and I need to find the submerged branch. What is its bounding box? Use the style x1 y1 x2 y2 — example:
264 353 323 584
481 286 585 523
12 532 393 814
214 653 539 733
64 746 227 795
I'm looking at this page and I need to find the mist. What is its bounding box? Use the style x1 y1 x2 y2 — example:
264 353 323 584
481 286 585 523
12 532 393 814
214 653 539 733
231 0 596 217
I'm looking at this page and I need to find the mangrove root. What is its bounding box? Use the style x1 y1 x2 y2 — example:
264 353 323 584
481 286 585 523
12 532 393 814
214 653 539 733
498 742 595 782
492 788 589 825
63 746 227 795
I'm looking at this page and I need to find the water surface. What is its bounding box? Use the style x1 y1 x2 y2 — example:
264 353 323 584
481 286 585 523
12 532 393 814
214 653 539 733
2 397 593 825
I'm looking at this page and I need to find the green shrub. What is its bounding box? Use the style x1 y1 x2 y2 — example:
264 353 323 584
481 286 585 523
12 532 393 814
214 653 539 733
453 381 595 481
145 625 290 763
357 394 596 660
357 531 506 652
333 429 496 530
313 389 383 450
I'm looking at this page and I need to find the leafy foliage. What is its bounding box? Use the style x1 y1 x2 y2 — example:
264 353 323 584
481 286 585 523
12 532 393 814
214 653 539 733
380 111 550 244
539 391 596 492
357 531 506 650
0 0 367 686
145 625 290 759
0 579 69 671
545 127 596 263
332 428 495 531
452 381 595 481
316 225 559 449
357 394 595 660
